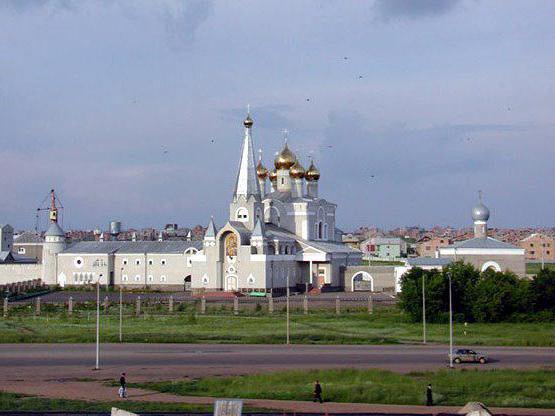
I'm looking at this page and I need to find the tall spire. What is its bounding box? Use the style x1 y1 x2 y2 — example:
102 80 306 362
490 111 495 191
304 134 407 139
233 110 261 199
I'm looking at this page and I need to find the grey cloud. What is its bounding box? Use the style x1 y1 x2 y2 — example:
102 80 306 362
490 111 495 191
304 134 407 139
163 0 214 50
373 0 461 20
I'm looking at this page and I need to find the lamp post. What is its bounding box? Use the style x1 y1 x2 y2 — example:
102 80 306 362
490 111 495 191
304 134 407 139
448 271 454 369
422 274 426 344
95 274 102 370
286 274 290 345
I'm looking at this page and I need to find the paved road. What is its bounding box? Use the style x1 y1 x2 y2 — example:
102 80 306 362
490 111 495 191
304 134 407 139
0 344 553 383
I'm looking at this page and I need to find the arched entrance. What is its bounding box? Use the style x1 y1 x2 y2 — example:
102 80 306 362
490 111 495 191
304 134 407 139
352 271 374 291
184 275 192 291
481 261 501 273
226 275 238 292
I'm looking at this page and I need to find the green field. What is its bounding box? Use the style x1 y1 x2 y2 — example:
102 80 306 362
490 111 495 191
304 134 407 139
1 307 554 346
526 262 555 274
140 368 555 408
0 391 211 412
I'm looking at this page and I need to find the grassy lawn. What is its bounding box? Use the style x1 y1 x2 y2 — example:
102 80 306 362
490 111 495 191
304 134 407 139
0 307 553 346
141 368 555 408
0 391 211 412
526 262 555 274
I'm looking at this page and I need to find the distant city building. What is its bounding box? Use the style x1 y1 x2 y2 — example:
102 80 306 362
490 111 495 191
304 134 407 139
519 233 554 261
415 235 452 258
360 237 407 260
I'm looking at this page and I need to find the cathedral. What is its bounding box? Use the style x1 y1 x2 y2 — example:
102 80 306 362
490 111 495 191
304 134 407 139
35 112 361 293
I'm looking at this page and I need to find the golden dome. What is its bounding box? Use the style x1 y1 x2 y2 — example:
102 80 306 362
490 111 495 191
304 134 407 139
243 114 254 128
274 142 296 170
269 169 278 182
256 160 268 180
289 159 305 179
305 160 320 181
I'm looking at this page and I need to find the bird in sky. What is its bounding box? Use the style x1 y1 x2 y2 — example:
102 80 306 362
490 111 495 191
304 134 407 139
343 56 348 60
306 98 310 102
358 75 364 79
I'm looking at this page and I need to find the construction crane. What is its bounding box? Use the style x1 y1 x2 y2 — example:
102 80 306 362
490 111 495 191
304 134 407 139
35 189 64 232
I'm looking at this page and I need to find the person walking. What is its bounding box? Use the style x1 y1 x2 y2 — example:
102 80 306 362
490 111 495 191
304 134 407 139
119 372 127 398
426 384 433 406
313 380 323 403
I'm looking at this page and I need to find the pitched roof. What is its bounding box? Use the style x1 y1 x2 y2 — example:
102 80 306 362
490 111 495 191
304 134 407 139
15 232 44 244
0 251 37 264
451 237 519 249
252 219 265 238
63 240 202 254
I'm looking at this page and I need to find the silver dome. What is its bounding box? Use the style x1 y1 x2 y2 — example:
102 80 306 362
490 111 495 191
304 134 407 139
472 202 490 222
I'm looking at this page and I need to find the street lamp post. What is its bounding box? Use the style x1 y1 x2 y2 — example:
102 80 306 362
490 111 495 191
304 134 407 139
95 275 101 370
422 274 426 344
286 274 290 345
448 272 454 369
119 285 123 343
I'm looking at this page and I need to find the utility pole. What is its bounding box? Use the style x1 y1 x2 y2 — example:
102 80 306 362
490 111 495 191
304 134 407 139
119 285 123 343
449 273 454 368
422 274 426 344
286 274 290 345
95 276 101 370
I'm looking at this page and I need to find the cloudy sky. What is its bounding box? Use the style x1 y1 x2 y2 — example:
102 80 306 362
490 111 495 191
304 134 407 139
1 0 554 231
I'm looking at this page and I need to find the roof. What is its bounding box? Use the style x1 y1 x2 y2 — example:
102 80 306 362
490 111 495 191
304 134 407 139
265 224 361 254
252 219 264 238
45 222 65 237
0 251 37 264
205 218 217 238
233 125 261 198
451 237 519 249
407 257 452 267
63 240 202 254
372 237 403 245
227 221 254 244
15 232 44 244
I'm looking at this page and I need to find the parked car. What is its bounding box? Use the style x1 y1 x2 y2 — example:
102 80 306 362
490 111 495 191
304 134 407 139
452 349 488 364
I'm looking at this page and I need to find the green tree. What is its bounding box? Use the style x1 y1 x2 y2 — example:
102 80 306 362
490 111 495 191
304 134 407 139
531 269 555 313
472 270 524 322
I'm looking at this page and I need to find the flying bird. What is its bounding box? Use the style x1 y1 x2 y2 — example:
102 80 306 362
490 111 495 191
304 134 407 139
306 98 310 102
358 75 364 79
343 56 348 60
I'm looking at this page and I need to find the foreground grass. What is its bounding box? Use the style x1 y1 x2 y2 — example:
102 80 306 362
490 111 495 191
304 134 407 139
1 308 554 346
141 368 555 409
0 391 211 412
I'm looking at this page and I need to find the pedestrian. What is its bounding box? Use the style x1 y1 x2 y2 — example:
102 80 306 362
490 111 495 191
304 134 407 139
313 380 323 403
119 372 127 398
426 384 433 406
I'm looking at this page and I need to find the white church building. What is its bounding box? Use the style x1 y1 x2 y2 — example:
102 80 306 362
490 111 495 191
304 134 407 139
36 112 362 293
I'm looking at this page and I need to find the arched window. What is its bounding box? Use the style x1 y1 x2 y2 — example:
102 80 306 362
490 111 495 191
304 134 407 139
323 224 329 240
236 208 249 222
318 222 323 239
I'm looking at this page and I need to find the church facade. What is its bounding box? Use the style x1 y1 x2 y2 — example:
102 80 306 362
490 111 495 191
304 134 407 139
38 113 361 292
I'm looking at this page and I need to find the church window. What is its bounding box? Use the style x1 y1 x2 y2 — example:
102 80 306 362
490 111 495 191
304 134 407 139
134 275 141 282
122 275 128 282
161 259 167 265
247 275 255 286
202 275 209 285
160 275 167 282
324 224 329 240
318 222 323 239
148 259 153 265
123 259 128 265
236 208 249 222
147 275 153 283
18 247 25 254
135 259 141 265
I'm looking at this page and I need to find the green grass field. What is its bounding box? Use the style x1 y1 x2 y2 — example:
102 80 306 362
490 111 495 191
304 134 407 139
0 391 211 412
526 262 555 274
1 307 554 345
141 368 555 408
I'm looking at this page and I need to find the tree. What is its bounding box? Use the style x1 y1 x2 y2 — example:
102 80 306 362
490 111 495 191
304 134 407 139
531 269 555 313
472 270 524 322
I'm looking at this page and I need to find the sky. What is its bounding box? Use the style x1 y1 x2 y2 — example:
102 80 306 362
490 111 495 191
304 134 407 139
1 0 554 232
